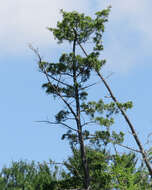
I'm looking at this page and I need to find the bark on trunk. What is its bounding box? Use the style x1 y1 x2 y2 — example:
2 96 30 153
72 35 90 189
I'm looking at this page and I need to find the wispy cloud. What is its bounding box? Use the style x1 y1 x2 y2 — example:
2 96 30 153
1 0 152 72
1 0 91 53
108 0 152 41
97 0 152 72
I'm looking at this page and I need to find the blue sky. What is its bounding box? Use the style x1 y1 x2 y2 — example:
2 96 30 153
0 0 152 167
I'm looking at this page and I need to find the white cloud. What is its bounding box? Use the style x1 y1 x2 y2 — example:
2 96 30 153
1 0 91 53
96 0 152 72
1 0 152 72
109 0 152 39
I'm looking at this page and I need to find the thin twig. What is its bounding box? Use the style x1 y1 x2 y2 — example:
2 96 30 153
80 82 97 90
81 121 96 127
46 72 72 88
116 143 141 153
105 72 114 79
36 120 78 132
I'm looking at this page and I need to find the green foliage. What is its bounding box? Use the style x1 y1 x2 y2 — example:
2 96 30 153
0 154 151 189
55 110 70 122
81 99 132 128
116 101 133 111
60 147 112 189
48 7 111 47
59 147 151 190
0 160 58 190
111 154 152 189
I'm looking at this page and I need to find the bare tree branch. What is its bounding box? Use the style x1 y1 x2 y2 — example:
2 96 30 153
80 82 97 90
29 44 42 62
116 143 141 153
46 72 72 88
81 121 96 127
105 72 114 79
35 120 78 132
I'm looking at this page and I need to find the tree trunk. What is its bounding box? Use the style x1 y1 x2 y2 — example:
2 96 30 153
72 36 90 189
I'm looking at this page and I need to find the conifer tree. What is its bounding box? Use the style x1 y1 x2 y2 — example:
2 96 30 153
31 7 152 189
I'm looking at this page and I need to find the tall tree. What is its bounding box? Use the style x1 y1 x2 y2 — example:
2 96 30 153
31 8 112 189
31 7 152 189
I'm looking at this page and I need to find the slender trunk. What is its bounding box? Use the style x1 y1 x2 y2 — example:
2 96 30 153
72 36 90 189
76 120 90 189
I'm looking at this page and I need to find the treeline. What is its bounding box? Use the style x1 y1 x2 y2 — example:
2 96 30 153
0 147 151 189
